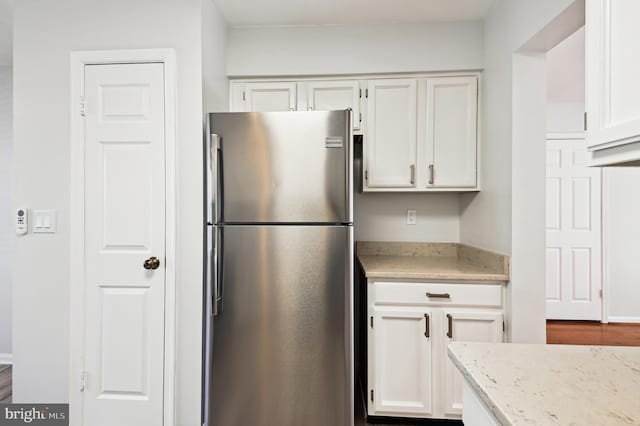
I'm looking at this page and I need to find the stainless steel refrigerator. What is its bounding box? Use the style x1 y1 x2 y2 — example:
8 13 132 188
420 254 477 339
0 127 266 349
203 111 354 426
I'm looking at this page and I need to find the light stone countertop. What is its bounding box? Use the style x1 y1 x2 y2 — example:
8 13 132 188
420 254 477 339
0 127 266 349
357 242 509 282
448 342 640 425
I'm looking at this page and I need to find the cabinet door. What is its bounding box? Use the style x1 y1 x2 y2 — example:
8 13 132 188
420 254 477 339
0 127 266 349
586 0 640 152
441 310 502 417
307 80 361 131
365 79 418 189
244 82 296 112
369 308 432 416
426 77 477 188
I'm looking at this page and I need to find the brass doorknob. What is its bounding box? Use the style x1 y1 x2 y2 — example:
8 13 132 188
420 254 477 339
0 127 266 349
143 256 160 270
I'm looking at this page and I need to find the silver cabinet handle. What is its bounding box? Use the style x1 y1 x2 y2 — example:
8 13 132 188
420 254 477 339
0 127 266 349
426 292 450 299
428 164 434 185
424 314 430 338
410 164 415 185
447 314 453 339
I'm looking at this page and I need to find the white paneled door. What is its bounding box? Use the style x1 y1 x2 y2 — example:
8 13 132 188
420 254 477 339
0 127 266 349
83 63 166 425
546 138 602 320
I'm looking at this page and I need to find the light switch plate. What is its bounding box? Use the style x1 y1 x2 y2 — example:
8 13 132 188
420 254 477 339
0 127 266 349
32 210 57 233
407 209 417 225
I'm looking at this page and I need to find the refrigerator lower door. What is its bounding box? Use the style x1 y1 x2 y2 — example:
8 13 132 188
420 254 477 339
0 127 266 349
208 225 353 426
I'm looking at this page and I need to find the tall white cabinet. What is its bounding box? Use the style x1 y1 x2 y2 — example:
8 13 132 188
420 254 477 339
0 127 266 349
586 0 640 165
367 281 504 420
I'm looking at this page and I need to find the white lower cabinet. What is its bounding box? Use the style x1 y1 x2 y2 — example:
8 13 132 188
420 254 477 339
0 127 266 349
442 310 503 417
371 308 434 416
367 281 504 420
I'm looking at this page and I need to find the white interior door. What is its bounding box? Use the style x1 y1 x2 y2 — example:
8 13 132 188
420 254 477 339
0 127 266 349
83 63 166 425
306 80 361 130
244 82 296 111
546 138 602 320
370 307 432 416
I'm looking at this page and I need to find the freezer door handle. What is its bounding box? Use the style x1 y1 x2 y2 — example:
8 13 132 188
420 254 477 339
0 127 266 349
207 132 222 225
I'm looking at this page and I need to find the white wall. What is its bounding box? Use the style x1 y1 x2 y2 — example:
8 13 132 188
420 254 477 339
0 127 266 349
202 0 229 113
354 192 459 242
227 21 484 77
604 168 640 321
0 65 11 358
13 1 227 424
546 27 585 133
226 21 482 243
460 0 579 343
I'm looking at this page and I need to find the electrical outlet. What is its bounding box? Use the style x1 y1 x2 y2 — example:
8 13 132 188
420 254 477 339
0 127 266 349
407 209 417 225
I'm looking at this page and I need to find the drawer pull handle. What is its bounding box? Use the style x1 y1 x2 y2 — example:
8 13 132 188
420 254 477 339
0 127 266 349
447 314 453 339
426 292 451 299
424 313 430 338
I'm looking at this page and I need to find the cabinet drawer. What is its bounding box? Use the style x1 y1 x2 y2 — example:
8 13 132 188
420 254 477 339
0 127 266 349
372 282 502 308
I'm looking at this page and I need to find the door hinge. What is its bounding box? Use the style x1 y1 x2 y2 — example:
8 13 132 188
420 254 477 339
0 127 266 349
359 112 362 123
584 112 587 131
599 289 603 299
370 315 373 328
365 170 368 181
242 91 246 101
365 88 369 98
80 96 86 117
502 321 505 332
370 389 374 402
79 370 86 392
359 88 362 98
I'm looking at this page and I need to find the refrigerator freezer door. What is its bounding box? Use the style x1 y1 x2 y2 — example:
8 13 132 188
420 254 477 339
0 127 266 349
210 111 353 224
209 225 353 426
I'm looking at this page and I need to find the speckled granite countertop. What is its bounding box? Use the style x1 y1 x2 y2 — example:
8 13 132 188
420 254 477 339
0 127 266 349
448 342 640 425
357 242 509 282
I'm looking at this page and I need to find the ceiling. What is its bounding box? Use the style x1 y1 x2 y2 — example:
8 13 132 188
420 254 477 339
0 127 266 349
215 0 496 27
0 0 12 65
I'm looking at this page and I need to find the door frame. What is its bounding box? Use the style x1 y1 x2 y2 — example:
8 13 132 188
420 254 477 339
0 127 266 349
69 49 177 426
545 131 606 323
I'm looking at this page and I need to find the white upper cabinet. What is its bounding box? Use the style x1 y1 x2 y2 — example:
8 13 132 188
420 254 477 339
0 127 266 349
365 79 418 189
306 80 362 131
425 77 478 188
587 0 640 165
243 82 297 112
229 73 480 190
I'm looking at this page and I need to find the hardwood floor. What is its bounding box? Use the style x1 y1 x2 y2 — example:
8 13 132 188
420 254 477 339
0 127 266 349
0 365 11 403
547 320 640 346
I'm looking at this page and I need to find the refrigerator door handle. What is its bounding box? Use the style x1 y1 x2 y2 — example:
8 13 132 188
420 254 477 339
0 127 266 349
214 226 223 316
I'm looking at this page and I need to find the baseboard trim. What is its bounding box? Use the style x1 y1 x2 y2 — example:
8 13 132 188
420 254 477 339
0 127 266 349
0 353 13 365
608 316 640 324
